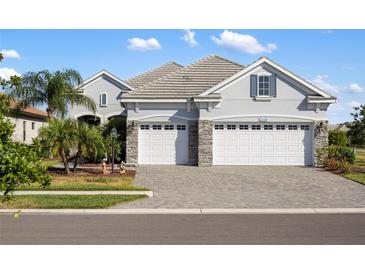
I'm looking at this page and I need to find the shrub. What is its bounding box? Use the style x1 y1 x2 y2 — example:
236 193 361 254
0 117 51 196
329 130 348 146
324 159 352 174
327 145 355 164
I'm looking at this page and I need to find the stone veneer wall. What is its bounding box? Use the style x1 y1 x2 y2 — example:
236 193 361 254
198 120 213 167
126 119 139 165
188 121 198 165
314 120 329 166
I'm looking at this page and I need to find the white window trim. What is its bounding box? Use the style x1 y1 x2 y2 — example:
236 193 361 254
257 75 270 97
100 92 108 107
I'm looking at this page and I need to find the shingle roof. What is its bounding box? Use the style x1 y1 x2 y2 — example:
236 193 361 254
122 55 244 99
125 62 184 89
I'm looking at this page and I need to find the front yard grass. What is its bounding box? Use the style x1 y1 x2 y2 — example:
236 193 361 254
17 176 148 191
343 150 365 185
0 195 146 209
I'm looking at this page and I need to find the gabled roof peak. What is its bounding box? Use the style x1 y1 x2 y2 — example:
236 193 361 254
80 69 134 90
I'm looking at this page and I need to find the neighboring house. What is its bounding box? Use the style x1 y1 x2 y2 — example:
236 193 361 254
70 55 336 166
329 123 349 132
6 101 48 144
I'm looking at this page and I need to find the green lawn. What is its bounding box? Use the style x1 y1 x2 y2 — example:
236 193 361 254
343 150 365 185
0 195 146 209
17 176 148 191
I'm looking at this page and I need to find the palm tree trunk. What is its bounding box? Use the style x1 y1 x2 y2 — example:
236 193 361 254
59 147 70 175
73 149 81 173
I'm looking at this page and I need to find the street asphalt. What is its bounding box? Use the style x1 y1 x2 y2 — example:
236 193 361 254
1 213 365 244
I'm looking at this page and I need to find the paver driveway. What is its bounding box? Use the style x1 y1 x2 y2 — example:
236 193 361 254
114 166 365 208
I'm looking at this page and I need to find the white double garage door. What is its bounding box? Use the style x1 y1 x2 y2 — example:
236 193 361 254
213 122 313 165
138 122 313 166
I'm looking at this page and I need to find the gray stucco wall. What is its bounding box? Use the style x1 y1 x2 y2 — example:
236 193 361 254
69 75 129 122
199 64 329 122
7 114 46 144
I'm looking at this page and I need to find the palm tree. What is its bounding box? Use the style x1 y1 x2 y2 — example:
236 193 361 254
10 69 96 118
39 119 77 174
72 123 105 172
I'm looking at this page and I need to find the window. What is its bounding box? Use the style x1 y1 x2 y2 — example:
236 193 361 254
288 125 298 130
164 125 174 130
31 122 35 130
239 124 249 130
227 124 236 130
152 125 162 130
300 125 310 131
252 125 261 130
140 125 149 130
258 76 270 96
264 125 273 130
100 93 108 107
177 125 186 130
276 125 285 130
214 124 224 130
23 121 26 142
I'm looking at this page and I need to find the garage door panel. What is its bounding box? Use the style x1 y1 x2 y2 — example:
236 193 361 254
239 145 250 152
213 123 313 166
239 134 250 141
263 145 274 152
238 156 249 164
227 145 238 152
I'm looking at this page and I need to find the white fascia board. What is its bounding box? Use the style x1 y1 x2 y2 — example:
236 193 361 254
307 98 337 104
77 70 134 91
199 57 332 98
119 98 187 103
193 97 221 103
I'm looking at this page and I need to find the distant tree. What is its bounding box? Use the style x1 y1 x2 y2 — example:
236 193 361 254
347 105 365 147
10 69 96 118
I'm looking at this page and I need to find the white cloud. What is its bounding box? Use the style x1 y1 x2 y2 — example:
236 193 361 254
181 29 198 47
348 83 364 93
310 75 340 94
0 49 21 59
127 37 161 51
211 30 278 55
0 67 20 80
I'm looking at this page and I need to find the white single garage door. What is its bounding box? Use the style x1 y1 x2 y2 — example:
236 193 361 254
213 123 313 165
138 122 189 165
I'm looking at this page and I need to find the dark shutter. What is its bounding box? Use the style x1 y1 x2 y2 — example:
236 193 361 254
270 74 277 97
250 74 257 97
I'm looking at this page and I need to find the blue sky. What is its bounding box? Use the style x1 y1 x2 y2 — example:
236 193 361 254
0 29 364 123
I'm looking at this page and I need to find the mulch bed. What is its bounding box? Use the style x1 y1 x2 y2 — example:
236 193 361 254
351 169 365 174
47 167 136 177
